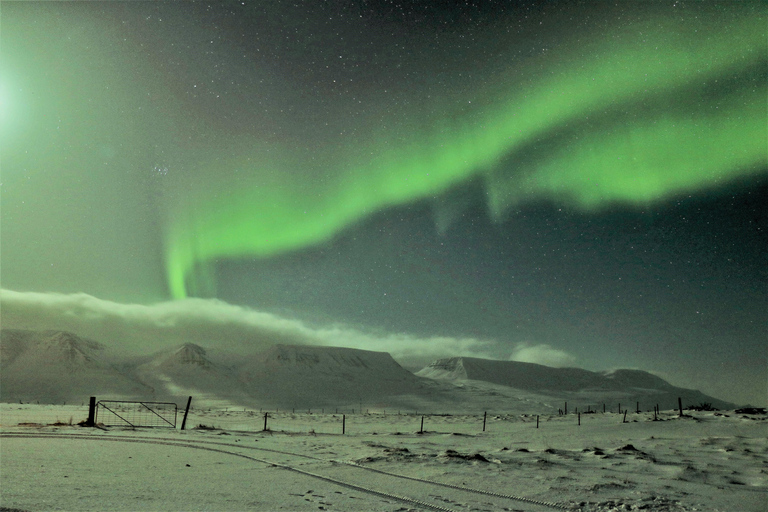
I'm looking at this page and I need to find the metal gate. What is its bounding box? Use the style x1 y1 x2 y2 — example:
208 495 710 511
95 400 178 428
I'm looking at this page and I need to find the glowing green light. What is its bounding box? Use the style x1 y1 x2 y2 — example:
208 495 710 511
165 11 767 299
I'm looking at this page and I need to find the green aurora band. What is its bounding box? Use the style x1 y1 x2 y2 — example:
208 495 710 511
165 12 767 299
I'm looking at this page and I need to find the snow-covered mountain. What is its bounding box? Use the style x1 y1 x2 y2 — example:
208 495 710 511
131 343 249 406
0 329 151 403
416 357 735 411
236 344 434 409
417 357 610 392
0 329 736 412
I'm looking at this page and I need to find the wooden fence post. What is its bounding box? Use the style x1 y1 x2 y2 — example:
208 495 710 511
181 396 192 430
342 414 346 435
536 415 539 429
623 410 627 423
482 411 487 432
263 412 269 431
420 415 424 433
578 412 581 426
86 397 96 427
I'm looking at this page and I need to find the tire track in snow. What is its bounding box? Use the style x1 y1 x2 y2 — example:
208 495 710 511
0 432 568 511
1 432 452 512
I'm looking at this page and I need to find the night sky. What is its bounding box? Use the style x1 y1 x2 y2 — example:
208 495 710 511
1 1 766 406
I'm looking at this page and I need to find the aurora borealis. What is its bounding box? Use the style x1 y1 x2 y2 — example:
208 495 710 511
1 1 766 406
161 6 766 299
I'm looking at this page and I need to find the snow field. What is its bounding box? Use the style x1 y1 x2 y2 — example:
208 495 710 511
1 404 766 511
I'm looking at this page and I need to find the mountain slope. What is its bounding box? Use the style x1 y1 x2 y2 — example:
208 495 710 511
0 329 737 412
417 357 736 411
132 343 249 405
0 330 151 403
237 344 437 409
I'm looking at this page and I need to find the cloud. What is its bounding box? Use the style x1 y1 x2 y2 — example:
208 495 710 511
0 289 505 364
509 342 577 367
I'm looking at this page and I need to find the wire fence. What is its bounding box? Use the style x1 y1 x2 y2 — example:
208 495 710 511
1 398 716 434
96 400 178 428
183 408 663 435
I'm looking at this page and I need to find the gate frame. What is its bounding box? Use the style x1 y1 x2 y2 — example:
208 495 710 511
95 400 178 428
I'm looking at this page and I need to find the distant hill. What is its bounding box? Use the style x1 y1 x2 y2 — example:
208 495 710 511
131 343 251 406
236 344 431 409
0 329 151 403
416 357 736 412
0 329 737 412
0 330 454 410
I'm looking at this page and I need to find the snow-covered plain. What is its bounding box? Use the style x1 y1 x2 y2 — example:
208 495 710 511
1 404 766 511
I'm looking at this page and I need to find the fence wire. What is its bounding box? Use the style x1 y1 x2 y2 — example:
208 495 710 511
96 401 178 428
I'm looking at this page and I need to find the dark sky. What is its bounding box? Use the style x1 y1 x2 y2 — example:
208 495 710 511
1 1 766 405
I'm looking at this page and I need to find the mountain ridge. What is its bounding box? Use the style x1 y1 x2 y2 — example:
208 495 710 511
0 329 736 411
0 329 151 403
416 356 735 411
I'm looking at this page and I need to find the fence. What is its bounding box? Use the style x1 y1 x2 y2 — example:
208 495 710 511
95 400 178 428
183 407 693 435
1 396 714 432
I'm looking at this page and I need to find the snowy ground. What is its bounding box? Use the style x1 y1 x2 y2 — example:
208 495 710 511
1 404 766 511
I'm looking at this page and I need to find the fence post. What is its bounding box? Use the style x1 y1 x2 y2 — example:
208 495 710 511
536 415 539 429
483 411 487 432
181 396 192 430
636 401 640 414
578 412 581 426
623 410 628 423
420 415 424 433
678 397 683 417
263 412 269 431
86 397 96 427
342 414 346 435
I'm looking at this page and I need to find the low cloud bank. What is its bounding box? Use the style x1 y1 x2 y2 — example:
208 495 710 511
509 342 577 368
1 290 564 367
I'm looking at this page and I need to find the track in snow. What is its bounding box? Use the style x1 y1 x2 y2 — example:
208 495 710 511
1 432 569 512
